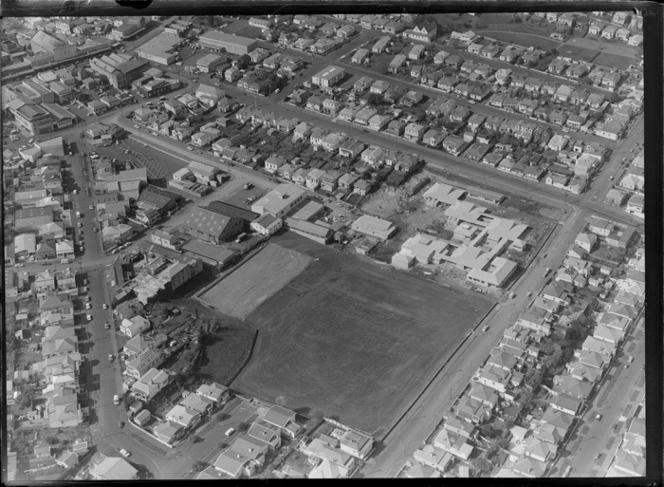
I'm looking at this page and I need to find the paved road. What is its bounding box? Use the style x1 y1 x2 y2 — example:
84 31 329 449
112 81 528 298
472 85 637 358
14 32 640 478
362 206 587 477
334 57 616 149
553 317 645 477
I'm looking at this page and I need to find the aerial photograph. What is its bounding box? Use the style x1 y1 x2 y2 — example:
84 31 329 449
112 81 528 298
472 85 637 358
2 9 646 481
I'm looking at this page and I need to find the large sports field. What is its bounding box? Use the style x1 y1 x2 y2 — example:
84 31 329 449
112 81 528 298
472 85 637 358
199 243 312 318
232 233 494 436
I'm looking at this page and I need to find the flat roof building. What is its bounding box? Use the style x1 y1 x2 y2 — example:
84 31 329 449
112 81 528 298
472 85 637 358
312 65 346 88
350 214 397 241
251 183 307 218
199 30 257 55
136 32 181 65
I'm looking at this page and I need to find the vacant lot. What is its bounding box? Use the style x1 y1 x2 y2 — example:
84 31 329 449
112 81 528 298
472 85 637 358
233 233 493 436
199 243 313 318
592 52 634 70
557 44 599 63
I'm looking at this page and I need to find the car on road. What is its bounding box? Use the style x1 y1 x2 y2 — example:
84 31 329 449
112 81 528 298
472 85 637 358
482 325 489 332
103 303 109 309
15 263 24 268
86 314 92 321
243 183 253 190
244 196 256 204
89 205 94 211
225 427 235 436
109 354 115 362
595 413 602 421
104 323 111 330
119 449 131 458
114 394 120 404
85 303 92 309
77 222 83 228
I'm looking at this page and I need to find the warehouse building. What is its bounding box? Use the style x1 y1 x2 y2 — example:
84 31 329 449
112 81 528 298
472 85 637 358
180 205 248 244
198 30 257 55
89 53 149 89
7 99 53 135
196 53 223 73
135 32 181 65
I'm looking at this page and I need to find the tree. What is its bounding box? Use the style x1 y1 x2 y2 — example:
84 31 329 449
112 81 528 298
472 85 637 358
191 460 207 472
471 456 493 475
46 436 60 445
366 93 384 107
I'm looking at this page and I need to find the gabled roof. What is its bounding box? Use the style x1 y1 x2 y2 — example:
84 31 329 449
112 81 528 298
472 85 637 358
263 405 296 428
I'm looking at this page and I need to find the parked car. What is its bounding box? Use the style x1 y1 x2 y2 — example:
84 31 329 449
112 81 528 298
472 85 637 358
119 449 131 458
104 323 111 330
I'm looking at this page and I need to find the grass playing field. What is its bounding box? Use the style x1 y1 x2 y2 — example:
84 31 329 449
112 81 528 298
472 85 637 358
479 30 561 52
557 44 599 63
592 52 635 70
199 243 313 318
232 232 494 436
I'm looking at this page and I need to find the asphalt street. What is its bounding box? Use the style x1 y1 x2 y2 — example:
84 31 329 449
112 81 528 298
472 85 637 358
361 207 588 478
9 23 644 478
553 318 645 477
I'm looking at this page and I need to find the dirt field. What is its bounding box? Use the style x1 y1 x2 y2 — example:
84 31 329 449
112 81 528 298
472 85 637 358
233 232 494 436
199 243 313 318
